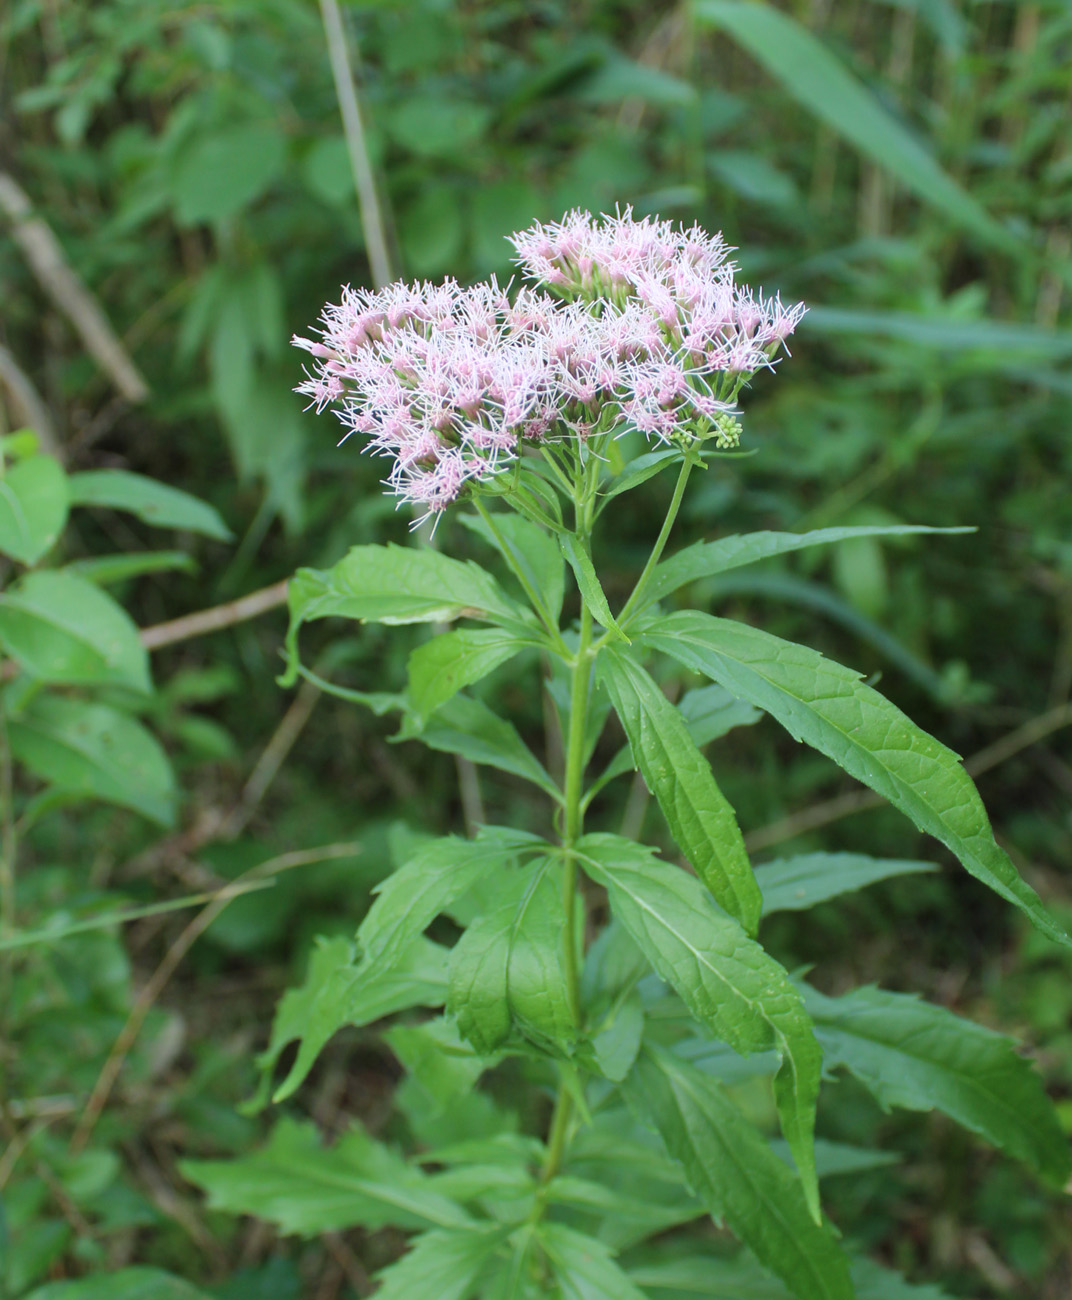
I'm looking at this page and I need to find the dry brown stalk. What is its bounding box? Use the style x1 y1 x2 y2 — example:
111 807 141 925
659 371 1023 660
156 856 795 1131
0 172 150 402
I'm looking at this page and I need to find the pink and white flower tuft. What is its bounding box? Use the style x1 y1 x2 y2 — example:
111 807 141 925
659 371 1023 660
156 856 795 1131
293 210 805 519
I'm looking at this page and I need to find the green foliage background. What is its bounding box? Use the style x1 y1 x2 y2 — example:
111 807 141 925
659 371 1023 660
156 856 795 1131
1 0 1070 1296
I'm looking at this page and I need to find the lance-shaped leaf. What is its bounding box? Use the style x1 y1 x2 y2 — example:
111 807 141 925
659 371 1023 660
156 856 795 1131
358 827 545 974
0 570 151 692
449 858 577 1055
254 934 450 1105
757 852 936 917
396 694 560 801
541 1223 649 1300
575 833 821 1220
370 1228 507 1300
181 1118 471 1234
643 612 1072 951
559 533 629 641
597 648 760 934
68 468 231 540
625 1049 852 1300
694 1 1018 254
408 627 538 723
283 544 530 684
8 694 175 826
641 524 970 613
803 983 1072 1186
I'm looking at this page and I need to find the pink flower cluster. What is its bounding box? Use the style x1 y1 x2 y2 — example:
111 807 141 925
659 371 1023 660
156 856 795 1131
293 209 804 520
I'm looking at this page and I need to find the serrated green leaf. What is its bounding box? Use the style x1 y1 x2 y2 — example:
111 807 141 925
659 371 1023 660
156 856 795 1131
358 827 545 975
0 570 151 691
8 694 175 826
542 1223 649 1300
575 833 821 1221
448 857 577 1055
68 469 231 540
398 694 560 800
181 1118 471 1234
597 649 760 933
625 1050 853 1300
643 612 1072 951
559 533 629 641
694 1 1017 253
371 1228 507 1300
256 934 449 1105
803 982 1072 1185
461 511 566 622
642 524 970 612
0 454 69 564
757 852 936 916
408 627 536 723
283 544 531 685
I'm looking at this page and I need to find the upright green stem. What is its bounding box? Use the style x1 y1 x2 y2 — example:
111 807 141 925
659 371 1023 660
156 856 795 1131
616 452 696 627
541 488 597 1184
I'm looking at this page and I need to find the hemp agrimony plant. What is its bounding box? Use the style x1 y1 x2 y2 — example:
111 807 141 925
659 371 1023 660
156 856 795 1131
186 212 1071 1299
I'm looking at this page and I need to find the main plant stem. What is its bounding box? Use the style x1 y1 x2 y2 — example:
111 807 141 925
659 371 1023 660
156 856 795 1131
541 471 597 1184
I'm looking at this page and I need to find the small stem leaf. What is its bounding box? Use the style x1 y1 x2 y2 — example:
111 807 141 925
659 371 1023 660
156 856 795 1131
625 1050 853 1300
757 852 936 916
283 544 532 684
180 1118 473 1234
68 468 231 540
574 833 821 1221
644 612 1072 951
395 694 560 800
0 569 151 692
407 627 537 724
644 524 973 611
598 447 685 506
0 453 69 564
803 983 1072 1186
255 935 450 1106
462 510 566 622
558 533 629 642
358 827 546 974
597 648 761 933
369 1228 509 1300
541 1223 650 1300
448 858 578 1055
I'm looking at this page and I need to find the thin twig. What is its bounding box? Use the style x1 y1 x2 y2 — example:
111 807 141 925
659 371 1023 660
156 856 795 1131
745 700 1072 855
139 579 289 650
69 842 361 1154
217 678 322 839
0 172 150 402
318 0 393 288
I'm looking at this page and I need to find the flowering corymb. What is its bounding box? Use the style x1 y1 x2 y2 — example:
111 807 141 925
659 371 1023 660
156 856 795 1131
293 209 805 522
